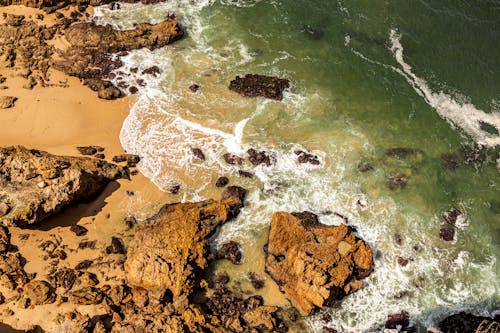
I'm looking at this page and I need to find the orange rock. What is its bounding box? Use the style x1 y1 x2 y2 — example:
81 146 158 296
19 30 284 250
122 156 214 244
265 211 374 316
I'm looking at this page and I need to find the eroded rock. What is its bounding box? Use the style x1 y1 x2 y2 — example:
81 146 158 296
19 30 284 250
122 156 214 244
125 186 246 308
23 280 56 305
265 211 374 315
0 146 127 226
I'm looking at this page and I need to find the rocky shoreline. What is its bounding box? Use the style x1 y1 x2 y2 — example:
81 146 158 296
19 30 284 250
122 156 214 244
0 0 498 332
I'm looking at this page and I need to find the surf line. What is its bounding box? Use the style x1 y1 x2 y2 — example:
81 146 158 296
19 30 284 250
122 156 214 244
346 29 500 147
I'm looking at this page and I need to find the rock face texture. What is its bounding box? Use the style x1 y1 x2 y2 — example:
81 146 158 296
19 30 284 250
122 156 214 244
125 186 246 307
438 312 499 333
265 211 374 316
54 19 183 99
229 74 290 101
0 146 127 226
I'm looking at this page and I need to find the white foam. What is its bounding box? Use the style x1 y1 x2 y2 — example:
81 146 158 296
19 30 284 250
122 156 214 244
388 29 500 147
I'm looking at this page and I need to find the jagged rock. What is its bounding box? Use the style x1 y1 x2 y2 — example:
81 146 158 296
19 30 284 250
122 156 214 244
108 284 131 305
0 146 127 226
76 146 104 156
98 86 122 100
69 287 103 305
385 311 411 330
75 260 93 270
73 271 99 289
229 74 290 100
51 18 183 98
70 224 88 236
48 267 77 290
0 96 17 109
206 286 286 332
112 154 140 167
247 148 275 167
238 170 254 178
105 236 125 254
191 147 206 161
4 13 25 26
216 241 242 265
294 150 320 165
142 66 161 76
23 280 56 305
223 153 243 165
215 176 229 188
440 208 461 242
438 312 499 333
189 84 200 92
125 187 246 307
264 211 374 315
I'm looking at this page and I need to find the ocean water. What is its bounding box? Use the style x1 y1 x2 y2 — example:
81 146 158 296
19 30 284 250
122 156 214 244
93 0 500 331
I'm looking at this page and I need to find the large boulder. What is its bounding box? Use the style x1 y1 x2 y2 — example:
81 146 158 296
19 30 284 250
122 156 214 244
125 186 246 308
264 211 374 316
229 74 290 101
0 146 127 226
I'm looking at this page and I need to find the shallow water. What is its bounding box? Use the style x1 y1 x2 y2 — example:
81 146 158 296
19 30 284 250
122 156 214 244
94 1 499 331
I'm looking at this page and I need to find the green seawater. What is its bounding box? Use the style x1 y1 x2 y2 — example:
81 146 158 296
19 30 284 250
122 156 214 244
95 0 499 331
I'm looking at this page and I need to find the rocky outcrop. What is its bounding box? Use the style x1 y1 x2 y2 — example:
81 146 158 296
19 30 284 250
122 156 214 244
438 312 499 333
0 146 127 226
0 15 56 84
53 19 183 99
125 186 246 308
229 74 290 101
264 211 374 316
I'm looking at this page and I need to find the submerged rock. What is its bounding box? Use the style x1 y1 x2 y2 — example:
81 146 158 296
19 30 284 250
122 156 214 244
0 146 127 226
264 211 374 316
125 186 246 307
216 241 242 265
229 74 290 100
438 312 499 333
223 153 243 165
439 208 462 242
295 150 320 165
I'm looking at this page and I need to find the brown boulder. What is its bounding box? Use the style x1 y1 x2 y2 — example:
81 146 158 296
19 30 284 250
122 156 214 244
0 146 127 226
264 211 374 315
23 280 56 305
125 187 246 306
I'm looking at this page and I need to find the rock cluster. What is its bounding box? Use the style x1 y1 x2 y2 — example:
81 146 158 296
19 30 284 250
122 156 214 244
265 211 374 316
54 19 183 99
0 146 127 226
